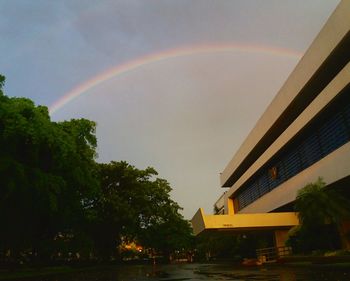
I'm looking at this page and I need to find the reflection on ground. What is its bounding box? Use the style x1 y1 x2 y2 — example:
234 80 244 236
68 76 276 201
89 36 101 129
8 263 350 281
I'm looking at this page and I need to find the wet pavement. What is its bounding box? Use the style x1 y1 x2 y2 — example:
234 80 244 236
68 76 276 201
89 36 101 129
7 263 350 281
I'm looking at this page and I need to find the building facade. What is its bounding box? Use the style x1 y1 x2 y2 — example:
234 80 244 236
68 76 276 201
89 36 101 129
192 0 350 249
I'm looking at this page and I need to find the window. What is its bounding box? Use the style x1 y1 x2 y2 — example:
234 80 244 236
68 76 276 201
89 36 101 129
236 89 350 211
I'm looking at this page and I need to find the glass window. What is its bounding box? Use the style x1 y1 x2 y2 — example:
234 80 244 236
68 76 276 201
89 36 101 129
318 112 348 155
235 91 350 211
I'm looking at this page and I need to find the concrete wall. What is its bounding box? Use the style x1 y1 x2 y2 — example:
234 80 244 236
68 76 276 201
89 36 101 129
218 0 350 214
220 0 350 188
227 62 350 201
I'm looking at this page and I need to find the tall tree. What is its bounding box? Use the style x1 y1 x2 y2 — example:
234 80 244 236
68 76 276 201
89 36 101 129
0 75 193 262
0 77 98 258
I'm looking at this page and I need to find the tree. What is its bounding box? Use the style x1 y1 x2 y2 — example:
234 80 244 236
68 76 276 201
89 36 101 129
90 161 193 260
0 74 194 263
289 178 350 252
139 210 194 260
0 74 5 95
0 77 98 259
295 178 350 227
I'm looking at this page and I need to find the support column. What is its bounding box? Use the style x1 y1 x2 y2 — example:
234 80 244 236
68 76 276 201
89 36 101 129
274 229 291 258
339 221 350 250
224 197 235 215
274 229 289 247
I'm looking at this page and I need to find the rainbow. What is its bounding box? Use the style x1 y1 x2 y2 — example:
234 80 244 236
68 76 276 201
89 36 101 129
49 44 303 114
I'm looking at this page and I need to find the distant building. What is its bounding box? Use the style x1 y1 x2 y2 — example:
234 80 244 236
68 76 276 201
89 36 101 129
192 0 350 250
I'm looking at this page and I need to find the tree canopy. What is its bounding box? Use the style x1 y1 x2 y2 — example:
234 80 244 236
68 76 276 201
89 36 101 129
0 74 193 264
288 178 350 253
295 178 350 227
0 83 98 257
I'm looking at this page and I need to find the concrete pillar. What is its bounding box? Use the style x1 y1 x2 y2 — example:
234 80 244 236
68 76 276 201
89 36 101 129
224 197 235 215
339 221 350 250
274 229 291 257
274 229 289 247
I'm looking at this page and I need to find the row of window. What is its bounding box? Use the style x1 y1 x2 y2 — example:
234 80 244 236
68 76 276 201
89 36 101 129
235 87 350 211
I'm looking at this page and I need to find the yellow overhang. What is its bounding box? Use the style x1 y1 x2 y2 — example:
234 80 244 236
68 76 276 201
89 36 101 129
191 208 299 236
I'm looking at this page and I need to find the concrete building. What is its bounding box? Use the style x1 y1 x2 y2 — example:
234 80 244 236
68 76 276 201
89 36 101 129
192 0 350 250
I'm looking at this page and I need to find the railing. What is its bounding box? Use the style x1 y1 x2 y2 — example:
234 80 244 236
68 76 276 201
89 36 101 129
256 246 292 263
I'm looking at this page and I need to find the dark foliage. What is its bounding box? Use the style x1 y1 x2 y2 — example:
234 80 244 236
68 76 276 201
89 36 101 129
0 75 193 264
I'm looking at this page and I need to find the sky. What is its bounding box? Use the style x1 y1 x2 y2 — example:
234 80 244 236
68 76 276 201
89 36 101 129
0 0 340 219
